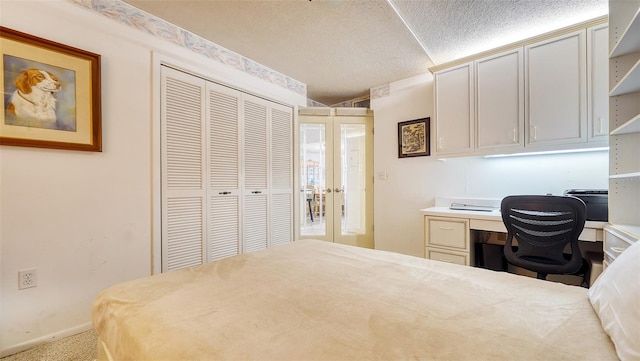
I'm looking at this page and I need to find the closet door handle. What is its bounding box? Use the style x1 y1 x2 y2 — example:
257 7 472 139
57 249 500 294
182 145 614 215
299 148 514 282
251 191 262 194
218 191 231 195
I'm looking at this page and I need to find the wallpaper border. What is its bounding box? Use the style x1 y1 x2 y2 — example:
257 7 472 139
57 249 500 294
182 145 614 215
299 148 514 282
69 0 307 96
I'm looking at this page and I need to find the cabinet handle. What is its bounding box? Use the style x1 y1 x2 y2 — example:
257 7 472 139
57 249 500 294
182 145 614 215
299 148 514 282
610 247 626 254
598 118 603 134
438 137 444 150
439 226 454 230
436 258 455 263
531 126 537 140
512 128 517 143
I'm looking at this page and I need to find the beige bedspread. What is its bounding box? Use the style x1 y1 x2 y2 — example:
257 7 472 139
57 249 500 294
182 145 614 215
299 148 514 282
93 240 617 360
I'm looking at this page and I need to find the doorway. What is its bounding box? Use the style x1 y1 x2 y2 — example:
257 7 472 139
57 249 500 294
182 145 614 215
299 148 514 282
298 109 373 248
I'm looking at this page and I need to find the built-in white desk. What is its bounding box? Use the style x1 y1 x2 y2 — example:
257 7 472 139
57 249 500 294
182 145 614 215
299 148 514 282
420 206 606 267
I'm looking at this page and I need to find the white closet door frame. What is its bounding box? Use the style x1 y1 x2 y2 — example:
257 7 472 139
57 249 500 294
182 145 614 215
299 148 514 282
153 53 300 274
152 52 304 274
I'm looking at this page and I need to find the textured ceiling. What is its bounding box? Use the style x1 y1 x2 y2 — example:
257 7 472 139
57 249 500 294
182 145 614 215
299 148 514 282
122 0 608 105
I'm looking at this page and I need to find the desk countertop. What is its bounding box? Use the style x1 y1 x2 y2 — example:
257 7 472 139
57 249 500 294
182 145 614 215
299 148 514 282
420 206 607 230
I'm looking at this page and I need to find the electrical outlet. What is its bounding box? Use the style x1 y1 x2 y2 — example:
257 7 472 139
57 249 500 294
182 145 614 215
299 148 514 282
18 269 37 290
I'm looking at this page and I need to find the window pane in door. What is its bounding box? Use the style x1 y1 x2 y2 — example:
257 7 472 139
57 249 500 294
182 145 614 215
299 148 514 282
299 123 326 236
340 124 366 236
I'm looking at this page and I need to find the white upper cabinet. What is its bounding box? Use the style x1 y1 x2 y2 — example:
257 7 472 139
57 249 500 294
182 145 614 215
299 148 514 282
434 62 474 155
475 49 524 152
525 30 587 147
588 24 610 142
432 19 608 158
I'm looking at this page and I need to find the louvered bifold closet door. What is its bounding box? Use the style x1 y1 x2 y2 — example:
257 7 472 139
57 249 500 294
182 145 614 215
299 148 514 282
270 104 294 246
207 82 242 261
243 94 269 253
161 67 207 272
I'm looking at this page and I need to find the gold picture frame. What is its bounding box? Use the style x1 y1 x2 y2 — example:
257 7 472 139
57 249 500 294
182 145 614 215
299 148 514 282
1 27 101 151
398 117 430 158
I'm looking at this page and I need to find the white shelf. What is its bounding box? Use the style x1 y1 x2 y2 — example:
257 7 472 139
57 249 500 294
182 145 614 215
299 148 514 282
606 223 640 241
610 7 640 57
611 113 640 135
610 58 640 96
610 172 640 179
608 0 640 251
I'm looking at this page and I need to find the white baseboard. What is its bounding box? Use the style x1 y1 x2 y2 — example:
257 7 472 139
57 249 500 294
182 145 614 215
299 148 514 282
0 322 93 358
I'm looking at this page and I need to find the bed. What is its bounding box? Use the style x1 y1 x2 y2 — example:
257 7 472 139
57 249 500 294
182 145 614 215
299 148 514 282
92 239 639 360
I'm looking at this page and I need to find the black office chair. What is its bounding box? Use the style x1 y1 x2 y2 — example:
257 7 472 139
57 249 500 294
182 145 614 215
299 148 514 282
501 195 590 287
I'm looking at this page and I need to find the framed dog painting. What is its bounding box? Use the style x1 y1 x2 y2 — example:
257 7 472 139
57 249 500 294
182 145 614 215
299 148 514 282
398 117 430 158
0 27 101 151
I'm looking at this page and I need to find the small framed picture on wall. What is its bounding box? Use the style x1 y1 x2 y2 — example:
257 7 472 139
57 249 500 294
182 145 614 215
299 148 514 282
398 117 429 158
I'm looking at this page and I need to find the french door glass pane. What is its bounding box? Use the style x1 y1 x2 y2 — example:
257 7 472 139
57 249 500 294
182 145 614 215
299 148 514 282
299 123 326 236
340 124 366 236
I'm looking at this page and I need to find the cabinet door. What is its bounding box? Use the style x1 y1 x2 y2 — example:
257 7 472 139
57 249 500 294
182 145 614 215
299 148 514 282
588 24 609 142
525 30 587 146
207 82 242 261
161 67 206 272
434 63 474 155
243 94 269 253
475 49 524 152
270 104 293 246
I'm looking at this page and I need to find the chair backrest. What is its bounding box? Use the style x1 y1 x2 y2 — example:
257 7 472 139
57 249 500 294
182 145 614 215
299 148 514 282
501 195 587 276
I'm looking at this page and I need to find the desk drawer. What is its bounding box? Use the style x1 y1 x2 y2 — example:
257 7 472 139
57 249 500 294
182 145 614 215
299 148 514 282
426 248 468 266
426 217 469 250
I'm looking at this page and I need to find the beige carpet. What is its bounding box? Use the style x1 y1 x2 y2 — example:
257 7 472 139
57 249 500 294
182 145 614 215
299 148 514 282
1 330 97 361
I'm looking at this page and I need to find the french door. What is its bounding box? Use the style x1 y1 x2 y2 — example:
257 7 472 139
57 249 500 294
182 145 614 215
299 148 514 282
298 110 373 248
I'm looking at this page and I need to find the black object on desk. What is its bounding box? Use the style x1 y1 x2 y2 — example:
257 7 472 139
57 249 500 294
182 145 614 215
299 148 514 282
563 189 608 221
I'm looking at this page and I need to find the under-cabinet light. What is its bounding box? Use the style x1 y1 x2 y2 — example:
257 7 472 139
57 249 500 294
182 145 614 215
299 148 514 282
483 147 609 158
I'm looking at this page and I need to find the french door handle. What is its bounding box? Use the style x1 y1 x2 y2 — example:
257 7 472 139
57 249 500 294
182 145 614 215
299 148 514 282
325 188 332 193
334 188 343 193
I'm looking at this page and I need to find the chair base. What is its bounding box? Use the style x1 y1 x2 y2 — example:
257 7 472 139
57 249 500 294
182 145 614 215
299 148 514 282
536 258 591 288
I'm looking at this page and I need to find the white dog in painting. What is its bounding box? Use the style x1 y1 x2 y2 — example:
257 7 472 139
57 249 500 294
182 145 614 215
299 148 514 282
6 68 61 129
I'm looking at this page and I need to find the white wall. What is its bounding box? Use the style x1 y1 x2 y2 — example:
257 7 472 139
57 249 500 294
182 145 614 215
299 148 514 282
0 1 304 355
371 74 608 257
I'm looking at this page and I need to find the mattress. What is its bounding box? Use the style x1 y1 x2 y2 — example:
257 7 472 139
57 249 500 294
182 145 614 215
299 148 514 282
93 239 617 360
